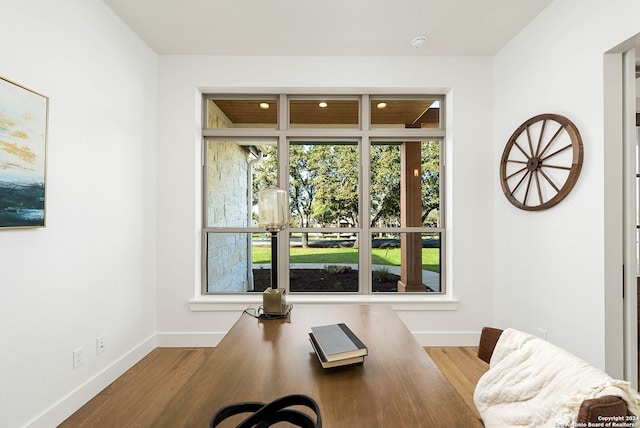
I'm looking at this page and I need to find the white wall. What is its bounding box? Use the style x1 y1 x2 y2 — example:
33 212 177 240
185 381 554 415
493 0 640 376
0 1 158 426
16 0 638 424
155 55 496 347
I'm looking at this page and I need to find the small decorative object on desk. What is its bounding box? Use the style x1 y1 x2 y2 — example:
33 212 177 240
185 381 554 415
309 323 367 369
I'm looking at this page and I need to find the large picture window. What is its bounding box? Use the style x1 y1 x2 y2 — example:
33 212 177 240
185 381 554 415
202 94 445 294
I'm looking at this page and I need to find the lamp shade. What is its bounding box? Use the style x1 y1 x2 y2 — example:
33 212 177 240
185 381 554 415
258 187 288 231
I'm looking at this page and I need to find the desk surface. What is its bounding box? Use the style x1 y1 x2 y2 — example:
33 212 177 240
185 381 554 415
153 305 482 427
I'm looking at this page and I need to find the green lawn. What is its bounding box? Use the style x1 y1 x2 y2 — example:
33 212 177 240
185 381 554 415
252 246 440 273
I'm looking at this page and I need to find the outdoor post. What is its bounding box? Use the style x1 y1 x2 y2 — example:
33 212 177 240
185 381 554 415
399 141 424 292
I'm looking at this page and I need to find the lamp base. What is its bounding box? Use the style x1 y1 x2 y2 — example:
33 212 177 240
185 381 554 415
263 287 287 315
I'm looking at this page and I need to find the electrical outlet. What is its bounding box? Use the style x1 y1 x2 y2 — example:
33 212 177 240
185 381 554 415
73 346 85 369
96 335 106 355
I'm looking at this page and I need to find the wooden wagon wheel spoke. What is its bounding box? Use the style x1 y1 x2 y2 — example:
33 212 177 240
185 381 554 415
510 170 531 196
500 114 583 211
533 119 547 158
514 141 530 158
538 167 561 193
537 124 565 159
541 143 572 162
505 159 528 165
534 170 544 205
541 164 572 171
525 125 535 157
523 171 534 204
506 165 528 180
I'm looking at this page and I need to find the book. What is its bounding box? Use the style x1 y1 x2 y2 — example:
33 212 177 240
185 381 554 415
309 323 368 362
309 334 365 369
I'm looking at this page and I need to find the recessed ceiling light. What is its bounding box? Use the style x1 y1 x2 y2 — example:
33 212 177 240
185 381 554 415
318 102 328 108
259 102 270 109
376 102 387 109
411 36 427 49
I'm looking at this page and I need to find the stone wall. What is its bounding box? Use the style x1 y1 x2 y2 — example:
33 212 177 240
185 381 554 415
206 140 249 228
206 102 251 292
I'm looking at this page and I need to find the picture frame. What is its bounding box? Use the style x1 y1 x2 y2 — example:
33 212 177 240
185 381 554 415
0 76 48 229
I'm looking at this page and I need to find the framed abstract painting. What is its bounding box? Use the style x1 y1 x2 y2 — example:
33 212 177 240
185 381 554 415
0 76 48 229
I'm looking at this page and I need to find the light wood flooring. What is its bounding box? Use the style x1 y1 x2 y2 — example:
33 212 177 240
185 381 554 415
59 346 488 427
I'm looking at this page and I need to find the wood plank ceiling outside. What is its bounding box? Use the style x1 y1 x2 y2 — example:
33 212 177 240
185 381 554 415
212 99 439 127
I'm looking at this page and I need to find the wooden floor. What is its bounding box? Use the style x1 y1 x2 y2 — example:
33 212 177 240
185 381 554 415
59 346 487 427
59 348 215 428
426 347 489 420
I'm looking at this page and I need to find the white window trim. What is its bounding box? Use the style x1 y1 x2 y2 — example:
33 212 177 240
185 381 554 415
202 93 449 298
189 294 459 312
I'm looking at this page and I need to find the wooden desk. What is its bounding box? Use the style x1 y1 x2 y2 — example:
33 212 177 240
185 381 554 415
153 305 482 427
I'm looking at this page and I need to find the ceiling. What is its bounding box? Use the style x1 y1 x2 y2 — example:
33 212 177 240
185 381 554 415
102 0 554 57
211 98 440 127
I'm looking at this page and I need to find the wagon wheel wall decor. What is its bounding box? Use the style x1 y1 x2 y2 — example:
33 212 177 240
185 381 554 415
500 113 583 211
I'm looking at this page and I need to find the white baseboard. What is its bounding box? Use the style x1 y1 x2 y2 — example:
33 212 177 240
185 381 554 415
26 334 157 428
156 332 224 347
413 331 481 347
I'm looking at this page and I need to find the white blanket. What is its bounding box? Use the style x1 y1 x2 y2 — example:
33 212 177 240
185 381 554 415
473 328 640 428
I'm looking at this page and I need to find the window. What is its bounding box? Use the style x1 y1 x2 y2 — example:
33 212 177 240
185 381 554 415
202 94 445 294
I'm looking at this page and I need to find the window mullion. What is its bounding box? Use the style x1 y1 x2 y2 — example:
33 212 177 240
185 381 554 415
278 95 290 290
362 94 370 132
360 135 372 294
360 96 371 294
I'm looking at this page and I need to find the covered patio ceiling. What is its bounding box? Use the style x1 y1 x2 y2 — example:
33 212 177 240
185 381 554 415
212 99 440 128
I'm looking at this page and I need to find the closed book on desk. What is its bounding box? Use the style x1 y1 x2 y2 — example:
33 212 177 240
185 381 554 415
309 323 367 362
309 335 365 369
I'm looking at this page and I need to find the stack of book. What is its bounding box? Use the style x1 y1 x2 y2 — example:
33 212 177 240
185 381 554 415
308 323 368 369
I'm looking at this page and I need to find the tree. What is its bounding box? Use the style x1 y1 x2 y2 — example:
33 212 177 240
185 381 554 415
289 144 320 247
252 145 277 193
370 143 401 227
313 143 359 227
252 144 278 224
252 140 440 242
420 140 440 226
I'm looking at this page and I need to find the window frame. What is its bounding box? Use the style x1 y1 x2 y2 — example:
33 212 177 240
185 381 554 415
201 93 446 296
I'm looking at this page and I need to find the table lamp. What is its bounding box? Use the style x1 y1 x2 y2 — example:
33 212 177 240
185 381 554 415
258 187 289 315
